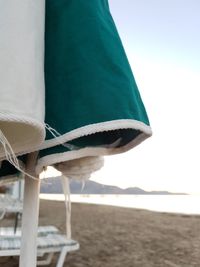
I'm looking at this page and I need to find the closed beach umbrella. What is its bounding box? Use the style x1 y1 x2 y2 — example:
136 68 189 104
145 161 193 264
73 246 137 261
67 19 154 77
0 1 152 267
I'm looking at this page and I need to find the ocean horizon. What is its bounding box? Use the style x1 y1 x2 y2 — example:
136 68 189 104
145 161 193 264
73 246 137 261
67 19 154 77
40 194 200 215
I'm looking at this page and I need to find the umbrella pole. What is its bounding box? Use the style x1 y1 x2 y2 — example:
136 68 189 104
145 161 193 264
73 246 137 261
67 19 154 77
19 152 40 267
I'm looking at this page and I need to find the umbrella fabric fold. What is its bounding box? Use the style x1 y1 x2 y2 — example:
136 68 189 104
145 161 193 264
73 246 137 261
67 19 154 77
0 0 45 160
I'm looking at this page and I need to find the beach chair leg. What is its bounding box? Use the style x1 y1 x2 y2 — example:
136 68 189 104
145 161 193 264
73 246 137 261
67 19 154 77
0 210 6 220
56 247 68 267
37 252 54 266
14 212 20 234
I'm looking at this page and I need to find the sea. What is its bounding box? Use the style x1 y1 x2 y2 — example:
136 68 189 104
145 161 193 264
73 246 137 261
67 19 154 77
39 194 200 215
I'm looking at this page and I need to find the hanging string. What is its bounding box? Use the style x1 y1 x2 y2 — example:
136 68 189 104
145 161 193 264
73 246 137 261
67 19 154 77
0 129 39 181
81 180 86 192
45 123 78 151
0 129 20 169
61 175 71 239
102 137 122 148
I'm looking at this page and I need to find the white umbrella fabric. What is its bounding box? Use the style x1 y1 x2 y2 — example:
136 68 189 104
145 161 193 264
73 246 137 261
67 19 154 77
0 0 45 160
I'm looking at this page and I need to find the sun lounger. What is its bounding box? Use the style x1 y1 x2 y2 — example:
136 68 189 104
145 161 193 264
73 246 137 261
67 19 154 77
0 194 23 232
0 225 59 237
0 194 23 220
0 226 79 267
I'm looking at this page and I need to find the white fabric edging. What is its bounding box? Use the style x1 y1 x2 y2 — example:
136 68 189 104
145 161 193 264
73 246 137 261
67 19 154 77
0 0 45 159
40 119 152 151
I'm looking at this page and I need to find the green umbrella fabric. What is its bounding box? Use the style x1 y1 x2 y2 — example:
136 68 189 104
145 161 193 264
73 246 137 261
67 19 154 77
36 0 152 174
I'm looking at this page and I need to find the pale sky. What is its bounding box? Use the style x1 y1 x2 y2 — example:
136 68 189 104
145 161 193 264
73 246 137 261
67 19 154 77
91 0 200 194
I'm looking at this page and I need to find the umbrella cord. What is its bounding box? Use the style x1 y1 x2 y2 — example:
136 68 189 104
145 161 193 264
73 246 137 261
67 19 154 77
0 129 20 168
0 129 39 181
45 123 78 150
61 175 71 239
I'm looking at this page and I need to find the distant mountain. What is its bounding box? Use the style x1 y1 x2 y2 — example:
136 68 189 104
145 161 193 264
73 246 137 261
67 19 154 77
40 177 186 195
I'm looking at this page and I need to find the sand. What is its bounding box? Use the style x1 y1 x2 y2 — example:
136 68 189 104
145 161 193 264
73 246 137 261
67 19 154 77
1 199 200 267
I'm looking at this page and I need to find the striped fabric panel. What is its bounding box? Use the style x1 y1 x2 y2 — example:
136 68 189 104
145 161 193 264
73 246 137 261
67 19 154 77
0 225 59 237
37 226 59 236
0 236 21 250
0 234 78 250
37 235 78 249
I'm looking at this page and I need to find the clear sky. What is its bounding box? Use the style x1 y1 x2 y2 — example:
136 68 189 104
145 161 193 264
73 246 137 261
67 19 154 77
91 0 200 194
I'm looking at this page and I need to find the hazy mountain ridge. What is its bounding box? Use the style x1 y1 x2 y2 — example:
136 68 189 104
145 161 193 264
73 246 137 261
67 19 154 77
40 177 186 195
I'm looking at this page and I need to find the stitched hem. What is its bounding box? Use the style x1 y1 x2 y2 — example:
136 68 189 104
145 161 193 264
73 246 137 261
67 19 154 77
41 119 152 150
0 112 45 159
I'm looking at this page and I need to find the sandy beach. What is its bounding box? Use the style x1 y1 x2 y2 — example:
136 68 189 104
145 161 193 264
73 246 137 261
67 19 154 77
1 199 200 267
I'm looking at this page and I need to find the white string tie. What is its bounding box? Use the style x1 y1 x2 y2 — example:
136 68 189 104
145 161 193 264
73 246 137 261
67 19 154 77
61 175 71 239
45 123 78 151
0 129 39 181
